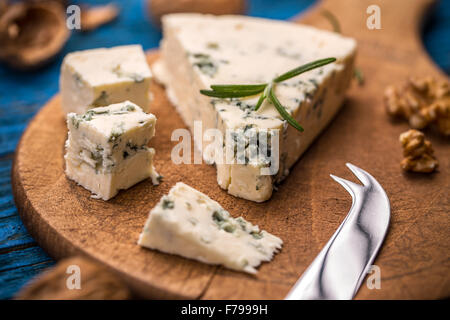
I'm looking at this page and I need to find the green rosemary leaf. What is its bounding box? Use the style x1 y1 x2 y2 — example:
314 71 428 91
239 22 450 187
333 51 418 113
254 92 266 111
268 86 304 132
353 68 364 86
254 83 272 111
321 9 341 33
210 84 267 92
273 57 336 83
200 89 263 98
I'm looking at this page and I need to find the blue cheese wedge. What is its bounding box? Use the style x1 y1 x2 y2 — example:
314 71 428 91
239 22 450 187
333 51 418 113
65 101 159 200
153 14 357 202
60 45 152 115
138 182 283 274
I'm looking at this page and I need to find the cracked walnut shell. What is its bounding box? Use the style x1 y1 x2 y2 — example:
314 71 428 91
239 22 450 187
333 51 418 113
399 129 438 173
0 1 69 70
15 256 131 300
384 76 450 136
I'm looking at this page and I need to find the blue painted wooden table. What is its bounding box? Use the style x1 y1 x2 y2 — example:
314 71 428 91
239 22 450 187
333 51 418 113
0 0 448 299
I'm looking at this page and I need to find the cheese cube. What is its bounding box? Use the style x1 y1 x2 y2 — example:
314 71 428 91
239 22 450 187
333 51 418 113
60 45 152 115
153 14 357 202
138 182 283 274
65 101 159 200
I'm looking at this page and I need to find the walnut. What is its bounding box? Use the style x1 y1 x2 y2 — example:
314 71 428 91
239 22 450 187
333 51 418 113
0 1 8 17
0 1 69 70
148 0 246 26
15 256 131 300
384 76 450 136
81 4 119 32
399 129 438 173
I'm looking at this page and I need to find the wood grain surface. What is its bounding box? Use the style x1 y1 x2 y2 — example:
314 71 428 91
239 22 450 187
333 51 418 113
12 0 449 299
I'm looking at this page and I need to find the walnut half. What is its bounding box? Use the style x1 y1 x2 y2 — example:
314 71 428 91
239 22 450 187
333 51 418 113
15 256 131 300
385 77 450 136
399 129 438 173
0 1 69 70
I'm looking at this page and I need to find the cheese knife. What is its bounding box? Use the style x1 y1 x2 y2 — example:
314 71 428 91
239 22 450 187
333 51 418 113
285 163 390 300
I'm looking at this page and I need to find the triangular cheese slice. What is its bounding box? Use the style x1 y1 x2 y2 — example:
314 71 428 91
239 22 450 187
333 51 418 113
138 182 282 274
154 14 356 202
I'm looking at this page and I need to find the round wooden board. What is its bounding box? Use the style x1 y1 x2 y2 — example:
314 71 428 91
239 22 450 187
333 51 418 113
12 0 449 299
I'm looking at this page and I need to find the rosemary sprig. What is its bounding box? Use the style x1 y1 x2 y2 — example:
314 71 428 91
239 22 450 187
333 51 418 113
321 9 341 33
321 9 364 86
353 68 364 85
199 57 336 132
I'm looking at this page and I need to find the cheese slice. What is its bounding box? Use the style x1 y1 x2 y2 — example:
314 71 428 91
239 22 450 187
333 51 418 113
60 45 152 115
65 101 160 200
154 14 357 202
138 182 283 274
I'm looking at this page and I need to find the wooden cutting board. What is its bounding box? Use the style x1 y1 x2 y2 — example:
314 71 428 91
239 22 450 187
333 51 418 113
12 0 449 299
